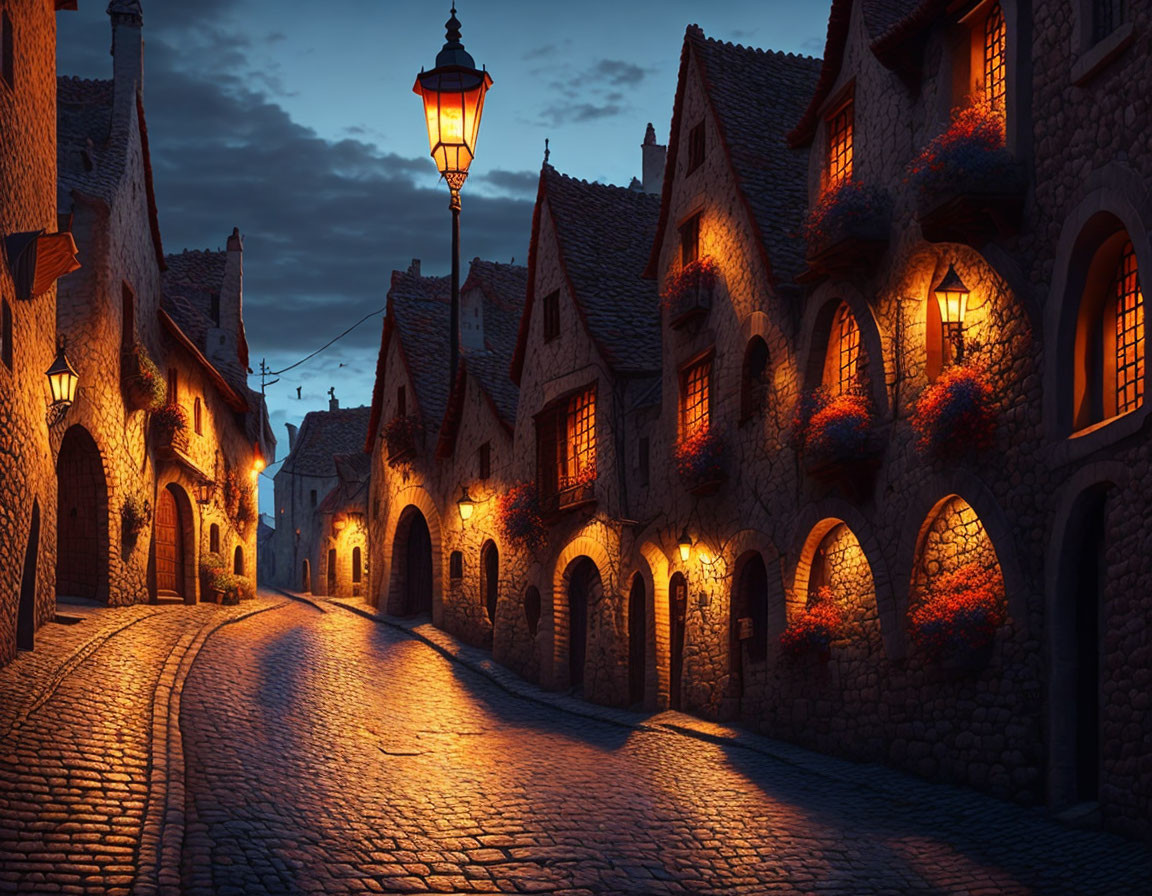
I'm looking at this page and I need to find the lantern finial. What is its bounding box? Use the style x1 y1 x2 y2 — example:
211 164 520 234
436 5 475 68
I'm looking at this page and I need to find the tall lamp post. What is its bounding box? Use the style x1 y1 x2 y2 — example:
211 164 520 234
413 5 493 384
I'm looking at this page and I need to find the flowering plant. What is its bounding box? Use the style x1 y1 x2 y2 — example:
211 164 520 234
152 403 188 440
795 388 874 460
674 426 725 486
383 414 423 463
906 99 1019 199
802 180 891 251
200 552 226 578
121 495 151 536
661 256 719 314
561 462 597 491
912 363 997 458
910 561 1005 658
779 587 842 660
125 344 167 411
497 482 547 554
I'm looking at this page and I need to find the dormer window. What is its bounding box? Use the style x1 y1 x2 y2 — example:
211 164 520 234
825 98 853 191
679 213 700 267
542 290 560 342
686 121 705 175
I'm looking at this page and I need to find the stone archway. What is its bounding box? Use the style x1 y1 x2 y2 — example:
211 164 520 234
17 502 40 651
389 506 433 617
56 426 109 602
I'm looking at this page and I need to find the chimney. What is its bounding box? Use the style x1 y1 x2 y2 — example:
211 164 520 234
642 122 667 195
208 228 243 369
285 423 298 453
329 388 339 412
408 258 421 277
108 1 144 120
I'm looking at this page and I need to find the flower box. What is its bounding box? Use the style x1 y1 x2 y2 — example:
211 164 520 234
557 482 596 511
910 561 1005 664
383 414 423 465
674 427 726 495
912 363 997 460
662 257 718 330
795 389 881 480
908 101 1024 246
152 403 190 459
800 182 891 282
780 587 842 663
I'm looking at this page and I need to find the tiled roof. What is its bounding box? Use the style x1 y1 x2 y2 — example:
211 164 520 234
689 29 821 287
539 165 662 373
57 77 117 203
460 258 526 426
281 406 371 479
862 0 922 39
315 453 370 516
388 269 453 427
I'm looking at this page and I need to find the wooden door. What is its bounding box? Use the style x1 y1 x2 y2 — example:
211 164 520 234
405 513 433 616
56 428 106 599
669 573 687 710
156 488 184 597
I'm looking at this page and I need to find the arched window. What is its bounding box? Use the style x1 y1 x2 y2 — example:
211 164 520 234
983 3 1007 111
481 541 499 623
193 397 203 435
1074 234 1145 429
449 550 463 579
233 545 244 576
352 547 362 583
823 302 861 395
209 523 220 554
740 337 770 422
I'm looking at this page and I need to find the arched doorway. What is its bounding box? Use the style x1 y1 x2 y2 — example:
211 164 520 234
17 502 40 651
730 552 770 706
234 545 245 576
352 547 362 595
302 558 311 593
56 426 108 601
669 572 687 710
155 485 191 602
628 573 647 706
393 507 433 616
481 540 499 624
327 547 337 595
566 558 601 690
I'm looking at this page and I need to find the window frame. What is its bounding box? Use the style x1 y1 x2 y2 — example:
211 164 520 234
824 90 854 192
542 290 560 342
679 212 701 267
678 351 714 441
686 120 706 175
535 383 597 506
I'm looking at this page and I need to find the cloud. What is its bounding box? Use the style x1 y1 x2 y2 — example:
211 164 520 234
539 102 624 126
535 57 651 125
476 168 540 198
589 59 648 87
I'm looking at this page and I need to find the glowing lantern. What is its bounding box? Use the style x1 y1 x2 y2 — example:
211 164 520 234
45 343 79 409
457 485 476 522
195 479 214 506
677 528 692 564
933 264 971 363
413 6 493 198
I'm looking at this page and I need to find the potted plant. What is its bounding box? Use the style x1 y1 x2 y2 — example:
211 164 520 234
912 362 997 460
200 552 227 603
207 567 235 605
122 344 167 412
121 495 151 541
779 587 842 663
910 561 1005 668
233 575 255 602
907 99 1024 244
662 256 719 329
383 414 423 465
800 181 891 280
795 387 879 479
152 402 190 455
497 482 547 554
674 426 726 495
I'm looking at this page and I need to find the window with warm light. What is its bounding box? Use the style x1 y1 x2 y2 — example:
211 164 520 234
537 385 597 503
824 303 862 395
680 357 711 440
983 3 1007 110
687 121 705 174
1114 241 1144 415
825 99 853 190
680 213 700 267
542 290 560 342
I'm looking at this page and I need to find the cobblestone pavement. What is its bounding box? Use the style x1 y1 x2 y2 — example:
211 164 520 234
177 599 1151 896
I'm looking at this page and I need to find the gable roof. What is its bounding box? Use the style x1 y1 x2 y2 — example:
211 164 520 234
365 268 451 454
646 28 820 292
789 0 927 148
511 165 661 383
315 453 370 517
281 405 371 479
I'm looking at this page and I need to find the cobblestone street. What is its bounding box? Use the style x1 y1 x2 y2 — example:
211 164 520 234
1 593 1149 895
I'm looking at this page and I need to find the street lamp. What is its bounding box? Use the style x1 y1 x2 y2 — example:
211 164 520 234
677 528 692 564
45 342 79 410
195 478 214 506
457 485 476 522
933 264 970 364
413 4 492 385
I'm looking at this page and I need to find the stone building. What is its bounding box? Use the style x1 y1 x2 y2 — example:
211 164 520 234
54 1 272 608
0 0 80 666
269 398 369 594
313 453 370 598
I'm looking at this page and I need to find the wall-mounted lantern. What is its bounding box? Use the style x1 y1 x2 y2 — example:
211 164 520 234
195 478 215 506
934 264 970 363
45 342 79 410
457 485 476 522
677 527 692 564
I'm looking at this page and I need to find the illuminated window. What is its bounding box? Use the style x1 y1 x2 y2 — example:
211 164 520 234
983 3 1007 111
542 290 560 342
1093 0 1126 43
1114 241 1144 415
687 121 705 174
826 99 853 190
1 11 13 91
537 385 597 502
833 303 861 394
680 213 700 266
680 357 711 439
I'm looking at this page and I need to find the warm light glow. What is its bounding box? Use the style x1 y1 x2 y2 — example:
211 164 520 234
934 264 970 327
195 479 214 506
46 345 79 407
677 528 692 564
414 68 492 184
457 486 476 522
253 457 266 474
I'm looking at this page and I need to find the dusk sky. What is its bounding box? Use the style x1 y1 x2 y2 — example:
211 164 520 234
56 1 830 512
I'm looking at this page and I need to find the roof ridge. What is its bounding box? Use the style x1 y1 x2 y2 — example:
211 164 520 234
687 23 821 63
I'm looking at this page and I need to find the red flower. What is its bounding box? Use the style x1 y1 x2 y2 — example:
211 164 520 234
497 482 547 554
910 561 1005 657
912 363 997 458
802 180 890 250
795 388 874 459
780 587 843 660
906 99 1017 197
674 426 725 484
661 256 719 313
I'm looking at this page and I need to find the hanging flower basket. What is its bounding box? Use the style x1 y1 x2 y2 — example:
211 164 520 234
152 403 190 456
674 427 726 495
383 414 423 465
795 388 879 479
910 561 1005 663
800 181 891 281
662 256 718 329
122 344 167 412
497 482 547 554
912 363 997 459
120 495 151 540
907 100 1024 244
779 587 842 663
